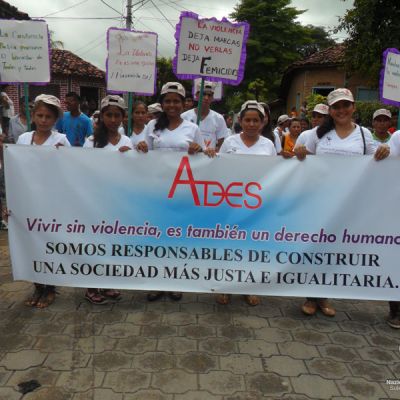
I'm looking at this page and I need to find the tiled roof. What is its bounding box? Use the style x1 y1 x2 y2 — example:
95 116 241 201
52 49 105 80
290 44 345 69
0 0 29 19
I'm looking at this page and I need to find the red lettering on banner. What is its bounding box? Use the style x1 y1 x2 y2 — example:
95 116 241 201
168 156 263 209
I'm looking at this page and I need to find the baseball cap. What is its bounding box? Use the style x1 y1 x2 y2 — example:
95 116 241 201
195 80 215 93
148 103 162 114
240 100 265 116
327 88 354 106
373 109 392 120
277 114 290 124
160 82 185 97
313 103 329 115
34 94 63 118
100 95 126 111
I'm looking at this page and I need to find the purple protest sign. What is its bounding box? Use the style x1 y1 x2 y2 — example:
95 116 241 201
0 19 51 84
379 48 400 107
106 27 158 95
173 12 249 86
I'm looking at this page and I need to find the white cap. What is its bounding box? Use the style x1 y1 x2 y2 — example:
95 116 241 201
34 94 63 118
160 82 185 97
195 80 215 93
373 108 392 120
148 103 162 114
240 100 265 116
327 88 354 106
277 114 290 124
100 95 126 111
313 103 329 115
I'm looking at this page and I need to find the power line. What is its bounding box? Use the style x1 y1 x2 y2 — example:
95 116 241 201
74 31 106 53
43 0 89 17
100 0 124 16
149 0 175 30
35 16 120 20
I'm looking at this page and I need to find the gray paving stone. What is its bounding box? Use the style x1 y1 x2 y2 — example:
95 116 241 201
123 389 173 400
163 311 197 325
63 322 103 337
0 335 35 352
75 335 118 353
7 367 59 386
116 336 157 354
366 333 399 350
253 327 292 342
91 310 126 325
157 337 197 354
175 390 223 400
141 324 177 337
339 320 375 334
0 366 12 386
199 312 232 326
292 329 331 345
92 351 132 371
0 350 47 370
180 302 214 315
103 369 151 392
278 341 320 360
44 350 90 371
380 382 400 400
133 352 176 371
101 323 140 337
219 354 264 374
348 360 392 381
23 322 66 336
224 392 262 400
303 319 339 333
291 374 340 399
306 357 349 379
238 340 279 357
179 351 217 373
232 315 269 329
219 325 253 340
245 372 291 396
34 334 74 352
319 344 360 362
199 338 237 355
268 317 305 330
125 311 162 325
146 301 180 314
180 325 215 339
57 368 105 391
73 388 123 400
357 347 398 364
152 369 197 393
199 371 245 395
337 377 387 400
23 387 73 400
263 355 307 377
329 331 368 348
0 387 22 400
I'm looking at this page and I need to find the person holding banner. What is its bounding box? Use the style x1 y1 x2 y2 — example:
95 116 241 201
181 81 229 151
137 82 204 301
295 88 390 317
129 102 149 148
16 94 70 308
216 100 276 306
83 95 132 304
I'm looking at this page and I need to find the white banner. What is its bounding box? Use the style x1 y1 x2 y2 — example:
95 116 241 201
106 28 157 95
0 20 50 83
4 145 400 300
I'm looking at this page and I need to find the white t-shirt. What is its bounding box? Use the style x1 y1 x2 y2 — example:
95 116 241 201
17 130 71 147
145 119 204 152
83 134 133 150
130 127 148 147
181 109 228 149
389 130 400 157
219 134 276 155
273 130 282 153
304 125 377 156
295 127 317 148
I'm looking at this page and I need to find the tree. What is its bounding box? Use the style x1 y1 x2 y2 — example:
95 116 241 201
229 0 335 103
336 0 400 86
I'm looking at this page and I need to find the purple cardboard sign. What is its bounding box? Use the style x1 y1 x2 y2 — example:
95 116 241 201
379 48 400 107
173 12 249 86
106 27 158 96
0 19 51 85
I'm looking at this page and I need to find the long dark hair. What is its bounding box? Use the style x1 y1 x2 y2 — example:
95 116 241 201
259 104 274 144
154 93 184 132
316 115 335 138
93 105 125 148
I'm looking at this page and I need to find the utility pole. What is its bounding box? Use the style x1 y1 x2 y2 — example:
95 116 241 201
126 0 133 136
126 0 132 30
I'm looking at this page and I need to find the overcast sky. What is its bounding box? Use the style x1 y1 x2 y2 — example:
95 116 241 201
9 0 354 70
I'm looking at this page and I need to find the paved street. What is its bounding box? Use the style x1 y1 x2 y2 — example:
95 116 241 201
0 231 399 400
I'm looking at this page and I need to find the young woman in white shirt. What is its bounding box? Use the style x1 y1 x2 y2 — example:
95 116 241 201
217 100 276 306
137 82 203 302
130 101 148 148
18 94 70 308
84 95 133 304
295 88 389 317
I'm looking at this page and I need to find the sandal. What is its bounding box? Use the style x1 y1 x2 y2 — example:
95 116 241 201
25 286 43 307
85 289 109 305
101 289 121 300
216 294 231 305
168 292 182 301
244 295 260 306
36 287 56 308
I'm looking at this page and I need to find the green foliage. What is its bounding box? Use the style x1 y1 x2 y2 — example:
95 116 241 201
305 93 327 119
336 0 400 86
354 101 397 126
230 0 335 100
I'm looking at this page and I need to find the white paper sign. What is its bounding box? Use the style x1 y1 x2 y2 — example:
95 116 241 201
193 78 223 100
0 20 50 83
381 49 400 106
107 28 157 95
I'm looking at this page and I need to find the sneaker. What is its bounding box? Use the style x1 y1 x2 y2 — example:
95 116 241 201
387 316 400 329
301 300 317 315
317 299 336 317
